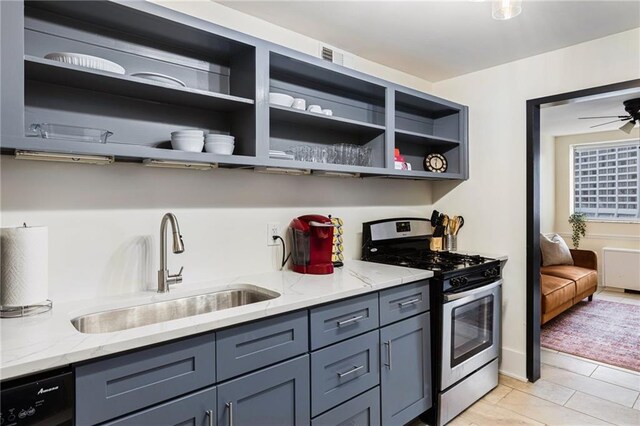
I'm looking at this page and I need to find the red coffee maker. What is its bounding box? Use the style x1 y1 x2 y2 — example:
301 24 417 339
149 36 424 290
289 215 334 274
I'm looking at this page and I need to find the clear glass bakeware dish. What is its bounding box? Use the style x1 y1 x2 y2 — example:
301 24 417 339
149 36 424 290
29 123 113 144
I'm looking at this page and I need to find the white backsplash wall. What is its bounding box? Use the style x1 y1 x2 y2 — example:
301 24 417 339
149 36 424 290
0 156 433 303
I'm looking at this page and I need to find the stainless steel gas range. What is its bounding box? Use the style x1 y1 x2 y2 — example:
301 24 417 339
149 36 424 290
362 218 502 426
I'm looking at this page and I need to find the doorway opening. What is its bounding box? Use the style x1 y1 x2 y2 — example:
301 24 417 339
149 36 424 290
525 79 640 382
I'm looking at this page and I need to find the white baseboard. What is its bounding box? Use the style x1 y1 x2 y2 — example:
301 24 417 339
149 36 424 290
499 346 527 381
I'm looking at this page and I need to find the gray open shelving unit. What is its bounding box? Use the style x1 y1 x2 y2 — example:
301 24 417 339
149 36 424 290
0 0 469 180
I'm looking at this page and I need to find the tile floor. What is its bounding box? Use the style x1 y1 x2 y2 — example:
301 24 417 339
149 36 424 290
419 288 640 426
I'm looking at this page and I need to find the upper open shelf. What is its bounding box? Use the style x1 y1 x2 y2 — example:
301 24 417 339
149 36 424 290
395 129 460 147
25 56 254 111
270 105 385 139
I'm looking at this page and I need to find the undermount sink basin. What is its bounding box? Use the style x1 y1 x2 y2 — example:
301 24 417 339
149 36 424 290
71 285 280 334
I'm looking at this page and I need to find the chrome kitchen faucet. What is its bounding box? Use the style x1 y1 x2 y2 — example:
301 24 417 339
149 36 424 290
157 213 184 293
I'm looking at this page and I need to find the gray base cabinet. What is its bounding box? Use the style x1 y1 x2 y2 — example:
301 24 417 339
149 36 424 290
217 355 310 426
380 312 432 425
72 280 431 426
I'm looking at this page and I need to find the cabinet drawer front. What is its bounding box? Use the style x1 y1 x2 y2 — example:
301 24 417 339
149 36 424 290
104 386 216 426
311 330 380 416
312 387 381 426
217 355 310 426
216 310 308 381
380 312 432 425
310 293 379 349
75 333 215 425
379 280 429 326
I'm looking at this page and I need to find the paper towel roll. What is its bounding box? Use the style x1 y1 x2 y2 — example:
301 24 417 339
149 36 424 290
1 226 48 307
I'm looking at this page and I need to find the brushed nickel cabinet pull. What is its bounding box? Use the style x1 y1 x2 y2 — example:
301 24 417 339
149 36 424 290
384 340 392 370
398 298 421 307
337 315 364 327
337 365 364 378
226 402 234 426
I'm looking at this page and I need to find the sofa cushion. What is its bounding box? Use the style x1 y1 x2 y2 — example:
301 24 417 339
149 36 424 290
541 265 597 297
541 274 576 313
540 233 574 267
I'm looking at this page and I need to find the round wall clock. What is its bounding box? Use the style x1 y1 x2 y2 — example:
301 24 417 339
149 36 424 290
424 153 448 173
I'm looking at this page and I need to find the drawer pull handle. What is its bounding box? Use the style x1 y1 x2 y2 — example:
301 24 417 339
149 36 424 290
206 410 214 426
226 402 234 426
337 315 364 327
384 340 392 370
398 298 421 307
337 365 364 378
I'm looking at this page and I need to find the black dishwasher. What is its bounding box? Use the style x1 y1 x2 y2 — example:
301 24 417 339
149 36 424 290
1 367 73 425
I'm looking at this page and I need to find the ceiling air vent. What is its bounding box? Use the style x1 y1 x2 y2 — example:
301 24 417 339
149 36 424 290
319 44 344 66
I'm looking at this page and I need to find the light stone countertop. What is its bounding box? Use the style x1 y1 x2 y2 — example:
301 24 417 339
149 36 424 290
0 260 433 380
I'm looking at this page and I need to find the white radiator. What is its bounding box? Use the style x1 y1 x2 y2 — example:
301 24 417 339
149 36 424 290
603 248 640 291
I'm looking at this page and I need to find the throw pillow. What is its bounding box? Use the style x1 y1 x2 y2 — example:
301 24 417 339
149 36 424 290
540 233 574 267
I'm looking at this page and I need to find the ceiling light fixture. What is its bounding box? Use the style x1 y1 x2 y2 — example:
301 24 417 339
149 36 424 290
492 0 522 20
620 120 637 134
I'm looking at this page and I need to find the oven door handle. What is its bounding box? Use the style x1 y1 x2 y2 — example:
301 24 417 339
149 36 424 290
444 279 502 302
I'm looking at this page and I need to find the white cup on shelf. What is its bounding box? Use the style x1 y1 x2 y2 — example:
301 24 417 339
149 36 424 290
307 104 322 113
322 109 333 116
292 98 306 110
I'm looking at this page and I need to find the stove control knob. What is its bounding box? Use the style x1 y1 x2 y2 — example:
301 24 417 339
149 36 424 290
451 277 468 287
483 268 499 278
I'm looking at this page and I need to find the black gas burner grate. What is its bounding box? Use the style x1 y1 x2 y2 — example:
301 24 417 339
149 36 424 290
366 250 490 273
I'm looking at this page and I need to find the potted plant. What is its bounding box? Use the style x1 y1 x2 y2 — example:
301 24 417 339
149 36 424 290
568 213 587 248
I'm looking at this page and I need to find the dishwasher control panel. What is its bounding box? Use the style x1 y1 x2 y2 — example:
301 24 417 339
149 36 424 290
1 369 73 426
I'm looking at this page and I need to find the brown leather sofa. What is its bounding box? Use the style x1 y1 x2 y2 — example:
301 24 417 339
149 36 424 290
540 249 598 325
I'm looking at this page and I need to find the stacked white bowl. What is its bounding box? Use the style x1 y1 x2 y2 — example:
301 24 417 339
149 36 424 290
205 134 235 155
171 129 204 152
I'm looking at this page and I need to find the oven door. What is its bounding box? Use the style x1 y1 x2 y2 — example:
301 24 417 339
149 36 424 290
441 280 501 390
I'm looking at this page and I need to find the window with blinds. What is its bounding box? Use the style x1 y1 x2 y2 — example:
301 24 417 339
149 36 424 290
572 141 640 221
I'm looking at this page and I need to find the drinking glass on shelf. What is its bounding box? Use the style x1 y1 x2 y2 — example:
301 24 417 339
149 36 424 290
292 145 311 162
359 146 372 167
346 144 359 166
334 143 347 165
327 146 338 164
310 146 329 163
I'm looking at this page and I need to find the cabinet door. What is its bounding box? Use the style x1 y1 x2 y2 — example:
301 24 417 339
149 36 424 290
380 312 432 426
217 355 310 426
104 386 216 426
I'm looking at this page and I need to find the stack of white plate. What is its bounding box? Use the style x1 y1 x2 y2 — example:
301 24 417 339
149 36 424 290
205 134 235 155
171 129 204 152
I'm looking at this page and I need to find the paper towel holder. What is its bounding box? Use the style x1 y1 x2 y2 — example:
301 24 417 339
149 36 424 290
0 300 52 318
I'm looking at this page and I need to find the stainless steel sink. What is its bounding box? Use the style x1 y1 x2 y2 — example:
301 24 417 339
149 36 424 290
71 285 280 334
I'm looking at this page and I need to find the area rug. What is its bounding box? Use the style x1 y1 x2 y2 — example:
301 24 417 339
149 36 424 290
541 299 640 372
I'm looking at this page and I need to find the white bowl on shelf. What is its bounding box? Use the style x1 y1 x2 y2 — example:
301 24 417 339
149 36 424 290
205 142 235 155
171 129 204 137
171 136 204 152
269 93 294 107
205 134 235 144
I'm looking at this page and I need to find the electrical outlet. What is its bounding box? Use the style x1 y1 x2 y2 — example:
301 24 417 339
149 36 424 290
267 222 280 246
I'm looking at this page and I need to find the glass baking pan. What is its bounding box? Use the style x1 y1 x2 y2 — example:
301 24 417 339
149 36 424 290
29 123 113 144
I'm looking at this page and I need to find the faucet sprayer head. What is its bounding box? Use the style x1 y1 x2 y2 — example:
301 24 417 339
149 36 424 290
173 233 184 254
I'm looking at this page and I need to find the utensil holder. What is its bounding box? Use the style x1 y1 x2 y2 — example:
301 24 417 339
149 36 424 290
446 234 457 252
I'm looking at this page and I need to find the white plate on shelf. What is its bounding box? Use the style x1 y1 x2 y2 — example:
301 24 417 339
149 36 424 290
269 150 295 160
131 72 187 88
44 52 125 75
